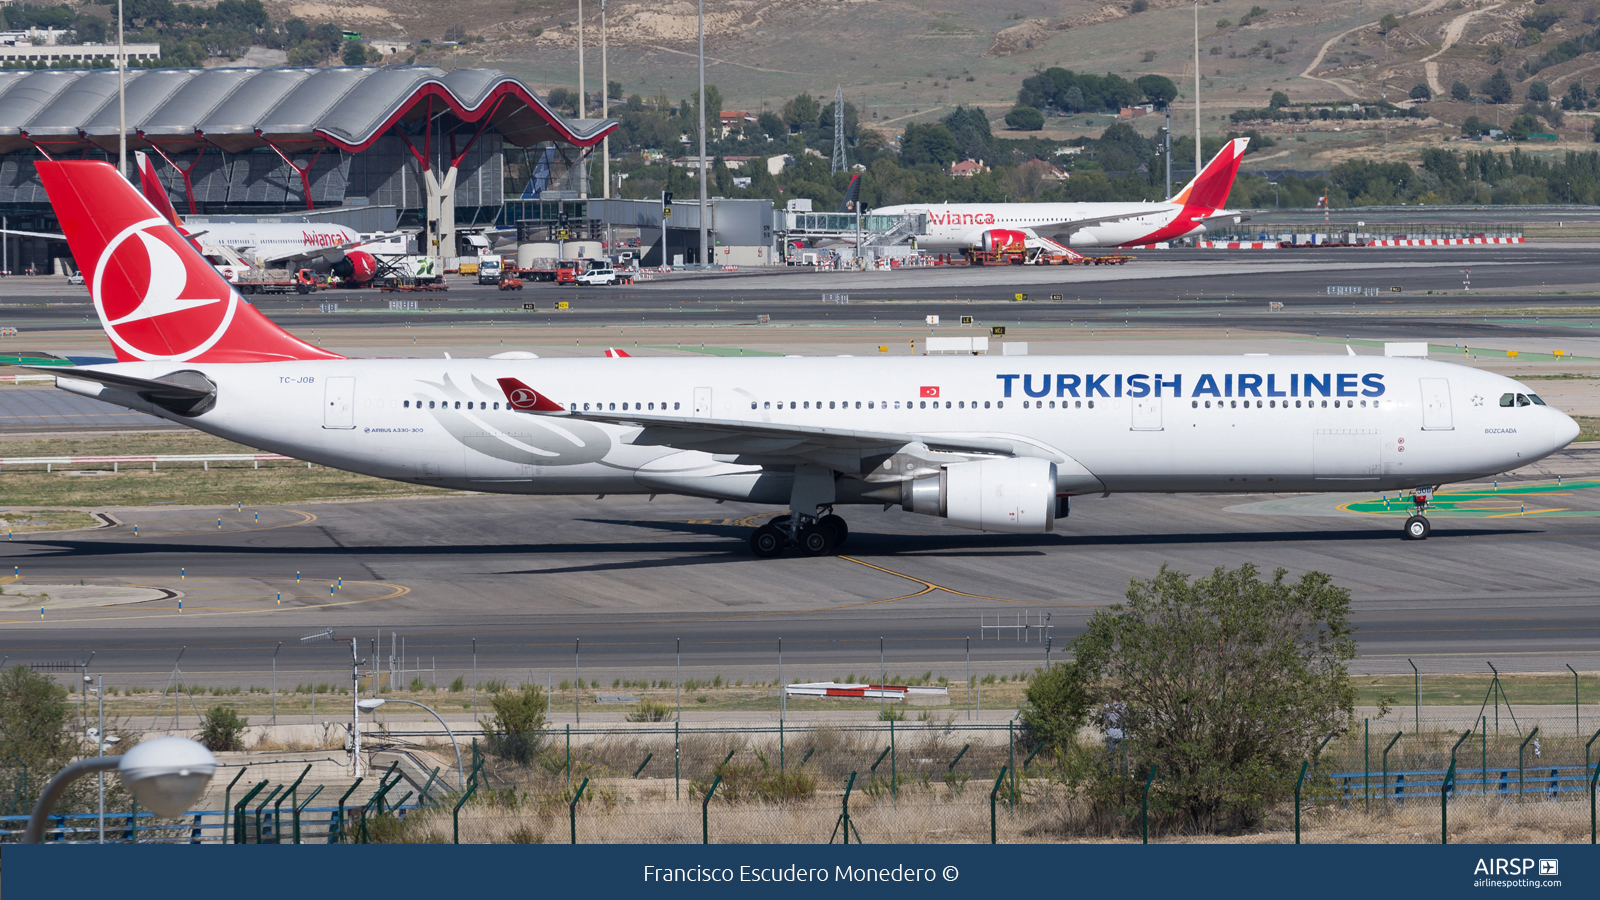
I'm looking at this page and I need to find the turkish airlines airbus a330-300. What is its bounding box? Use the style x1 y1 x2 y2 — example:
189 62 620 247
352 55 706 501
30 161 1579 556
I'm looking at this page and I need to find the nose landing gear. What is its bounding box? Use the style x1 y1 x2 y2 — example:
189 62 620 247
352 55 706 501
1402 489 1433 541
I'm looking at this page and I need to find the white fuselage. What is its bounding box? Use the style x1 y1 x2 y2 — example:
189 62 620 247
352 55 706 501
188 223 360 265
873 202 1216 249
60 355 1576 504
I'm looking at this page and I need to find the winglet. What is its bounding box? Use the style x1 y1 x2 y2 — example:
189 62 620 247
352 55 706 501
497 377 567 412
604 347 632 358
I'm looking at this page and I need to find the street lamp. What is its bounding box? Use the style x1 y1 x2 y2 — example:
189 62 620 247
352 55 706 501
357 698 464 789
23 736 215 843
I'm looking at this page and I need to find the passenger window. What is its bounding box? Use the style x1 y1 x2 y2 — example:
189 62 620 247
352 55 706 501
494 402 500 410
428 401 435 409
855 402 861 409
996 401 1003 408
1087 400 1094 409
1500 393 1515 407
404 400 410 408
764 402 770 409
791 402 797 409
804 401 810 409
674 402 680 410
609 403 615 410
751 402 758 409
830 401 836 409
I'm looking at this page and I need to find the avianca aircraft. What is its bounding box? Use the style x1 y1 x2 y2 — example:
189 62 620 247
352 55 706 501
134 153 387 287
32 161 1578 555
874 137 1251 252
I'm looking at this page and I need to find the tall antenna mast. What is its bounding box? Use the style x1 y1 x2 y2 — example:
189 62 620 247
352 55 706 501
831 85 848 174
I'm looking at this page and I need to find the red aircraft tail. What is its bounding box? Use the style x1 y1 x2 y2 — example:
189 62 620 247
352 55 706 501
1170 137 1249 210
35 160 343 364
134 152 182 228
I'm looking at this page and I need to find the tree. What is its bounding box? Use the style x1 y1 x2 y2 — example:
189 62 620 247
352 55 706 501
198 706 249 751
481 683 548 763
1378 12 1400 33
899 122 959 167
1063 85 1085 112
1485 69 1514 104
1451 80 1472 102
756 110 785 139
1005 106 1045 130
1137 74 1179 107
1269 90 1290 109
0 665 131 821
1409 83 1432 101
1527 80 1550 102
608 79 622 100
941 106 993 161
782 93 820 131
340 39 365 66
1070 564 1363 831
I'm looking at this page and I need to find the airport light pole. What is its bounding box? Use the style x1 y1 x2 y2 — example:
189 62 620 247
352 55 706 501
117 0 126 179
1193 0 1201 180
577 0 586 198
697 0 709 267
601 0 610 200
358 698 463 789
24 737 215 842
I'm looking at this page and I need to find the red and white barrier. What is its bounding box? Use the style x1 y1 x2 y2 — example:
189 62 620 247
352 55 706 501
783 682 949 701
1366 237 1524 247
1198 241 1280 249
1124 242 1170 250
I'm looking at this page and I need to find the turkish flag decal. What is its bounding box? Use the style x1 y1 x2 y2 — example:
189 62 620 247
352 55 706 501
920 386 940 398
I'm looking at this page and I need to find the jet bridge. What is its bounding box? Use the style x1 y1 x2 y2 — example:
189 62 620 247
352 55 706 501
782 210 927 251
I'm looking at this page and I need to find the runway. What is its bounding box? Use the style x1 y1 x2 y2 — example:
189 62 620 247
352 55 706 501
2 447 1598 687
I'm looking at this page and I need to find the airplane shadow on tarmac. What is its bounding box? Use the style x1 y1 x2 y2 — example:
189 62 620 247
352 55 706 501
0 520 1542 580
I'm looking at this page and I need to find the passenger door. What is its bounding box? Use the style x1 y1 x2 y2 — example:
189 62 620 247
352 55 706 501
1420 378 1453 431
323 376 355 429
693 387 712 418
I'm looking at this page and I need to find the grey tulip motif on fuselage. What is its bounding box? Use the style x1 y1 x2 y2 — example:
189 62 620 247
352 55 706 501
417 373 614 466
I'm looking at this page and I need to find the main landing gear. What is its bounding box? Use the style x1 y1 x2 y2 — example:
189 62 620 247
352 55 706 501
750 510 849 558
1402 489 1433 541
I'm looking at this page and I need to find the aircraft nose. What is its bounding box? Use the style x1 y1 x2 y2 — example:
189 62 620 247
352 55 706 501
1551 409 1580 450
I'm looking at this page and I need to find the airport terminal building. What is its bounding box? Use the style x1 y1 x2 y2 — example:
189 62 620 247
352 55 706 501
0 65 616 273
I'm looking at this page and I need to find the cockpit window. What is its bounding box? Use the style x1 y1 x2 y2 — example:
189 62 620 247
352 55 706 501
1528 394 1546 405
1516 394 1532 407
1499 393 1515 407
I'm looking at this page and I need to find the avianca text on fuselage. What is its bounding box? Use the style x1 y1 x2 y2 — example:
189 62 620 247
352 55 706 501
995 371 1387 399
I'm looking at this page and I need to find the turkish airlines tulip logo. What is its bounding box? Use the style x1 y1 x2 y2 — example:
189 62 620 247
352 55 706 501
93 217 237 361
507 388 540 410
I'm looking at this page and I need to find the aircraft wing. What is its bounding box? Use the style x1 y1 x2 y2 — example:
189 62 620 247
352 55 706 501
1 228 65 240
546 410 1016 458
1034 209 1165 232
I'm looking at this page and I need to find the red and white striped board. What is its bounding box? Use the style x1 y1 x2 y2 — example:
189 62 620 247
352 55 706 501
1124 242 1170 250
1366 237 1524 247
782 682 949 700
1197 241 1279 249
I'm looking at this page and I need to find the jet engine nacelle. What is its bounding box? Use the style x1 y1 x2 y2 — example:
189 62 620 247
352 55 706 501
900 457 1059 533
979 229 1028 254
330 250 377 284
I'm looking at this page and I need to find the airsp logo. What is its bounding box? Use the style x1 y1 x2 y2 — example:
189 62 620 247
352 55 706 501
93 217 237 361
1473 858 1553 876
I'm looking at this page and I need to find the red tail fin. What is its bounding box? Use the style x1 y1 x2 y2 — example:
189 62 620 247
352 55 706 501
1170 137 1249 210
135 152 181 228
36 161 343 364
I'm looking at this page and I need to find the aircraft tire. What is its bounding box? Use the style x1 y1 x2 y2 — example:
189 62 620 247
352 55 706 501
751 525 785 558
1403 515 1430 541
796 524 835 557
819 514 848 546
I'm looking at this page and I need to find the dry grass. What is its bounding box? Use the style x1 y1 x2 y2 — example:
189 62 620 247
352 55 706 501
0 508 99 532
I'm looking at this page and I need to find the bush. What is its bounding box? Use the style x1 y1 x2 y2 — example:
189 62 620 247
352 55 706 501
480 684 548 763
1004 106 1045 130
625 698 675 722
1451 80 1472 102
1066 563 1366 832
1020 661 1092 752
448 675 465 692
1409 83 1432 101
1528 80 1550 102
198 706 248 751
